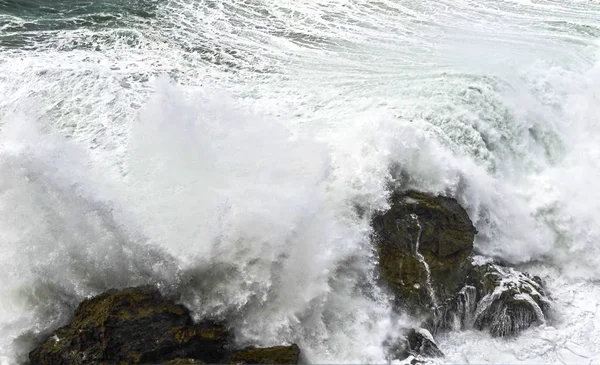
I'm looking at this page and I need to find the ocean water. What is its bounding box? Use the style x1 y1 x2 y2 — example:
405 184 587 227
1 0 600 363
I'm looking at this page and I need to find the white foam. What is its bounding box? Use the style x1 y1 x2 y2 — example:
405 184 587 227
2 0 600 364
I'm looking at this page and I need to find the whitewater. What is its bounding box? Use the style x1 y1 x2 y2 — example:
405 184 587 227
1 0 600 363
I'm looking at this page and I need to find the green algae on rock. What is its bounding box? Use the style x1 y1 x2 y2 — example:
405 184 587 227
372 190 550 340
231 344 300 364
372 190 477 314
29 286 229 365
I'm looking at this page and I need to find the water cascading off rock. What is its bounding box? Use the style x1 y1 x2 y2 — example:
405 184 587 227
372 191 550 340
372 191 477 316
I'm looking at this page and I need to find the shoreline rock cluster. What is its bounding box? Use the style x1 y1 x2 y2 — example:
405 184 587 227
29 286 300 365
373 191 550 360
29 190 550 364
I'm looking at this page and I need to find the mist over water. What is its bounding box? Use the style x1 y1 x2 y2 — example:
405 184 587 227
1 0 600 363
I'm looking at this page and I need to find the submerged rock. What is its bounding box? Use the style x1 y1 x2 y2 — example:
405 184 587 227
372 190 550 338
231 344 300 364
29 286 230 364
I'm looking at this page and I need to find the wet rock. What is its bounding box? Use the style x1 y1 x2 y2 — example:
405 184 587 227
385 328 444 361
432 261 550 336
433 284 478 332
406 328 444 358
470 262 550 337
231 344 300 364
29 286 230 365
372 190 550 337
372 190 477 314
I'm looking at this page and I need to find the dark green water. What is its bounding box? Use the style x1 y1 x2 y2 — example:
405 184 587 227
0 0 159 18
0 0 159 49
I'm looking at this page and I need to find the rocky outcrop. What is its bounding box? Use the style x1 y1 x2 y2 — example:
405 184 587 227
385 328 443 362
231 344 300 364
28 188 550 365
433 260 550 337
372 191 477 314
372 190 550 339
29 287 300 365
470 262 550 337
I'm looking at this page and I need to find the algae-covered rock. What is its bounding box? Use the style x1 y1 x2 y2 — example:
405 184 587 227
372 190 550 338
29 286 229 365
372 191 477 313
469 262 550 337
231 344 300 364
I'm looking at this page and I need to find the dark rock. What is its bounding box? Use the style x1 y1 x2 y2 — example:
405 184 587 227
469 263 550 337
29 286 230 365
372 190 550 338
385 328 443 361
230 344 300 364
372 190 477 314
406 328 444 358
433 262 550 336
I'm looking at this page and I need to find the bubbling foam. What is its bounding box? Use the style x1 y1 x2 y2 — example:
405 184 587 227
123 81 405 362
0 101 180 363
0 86 409 363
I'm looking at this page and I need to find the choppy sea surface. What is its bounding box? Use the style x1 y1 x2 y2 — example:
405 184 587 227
1 0 600 363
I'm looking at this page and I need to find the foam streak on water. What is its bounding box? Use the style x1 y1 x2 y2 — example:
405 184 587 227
1 0 600 364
